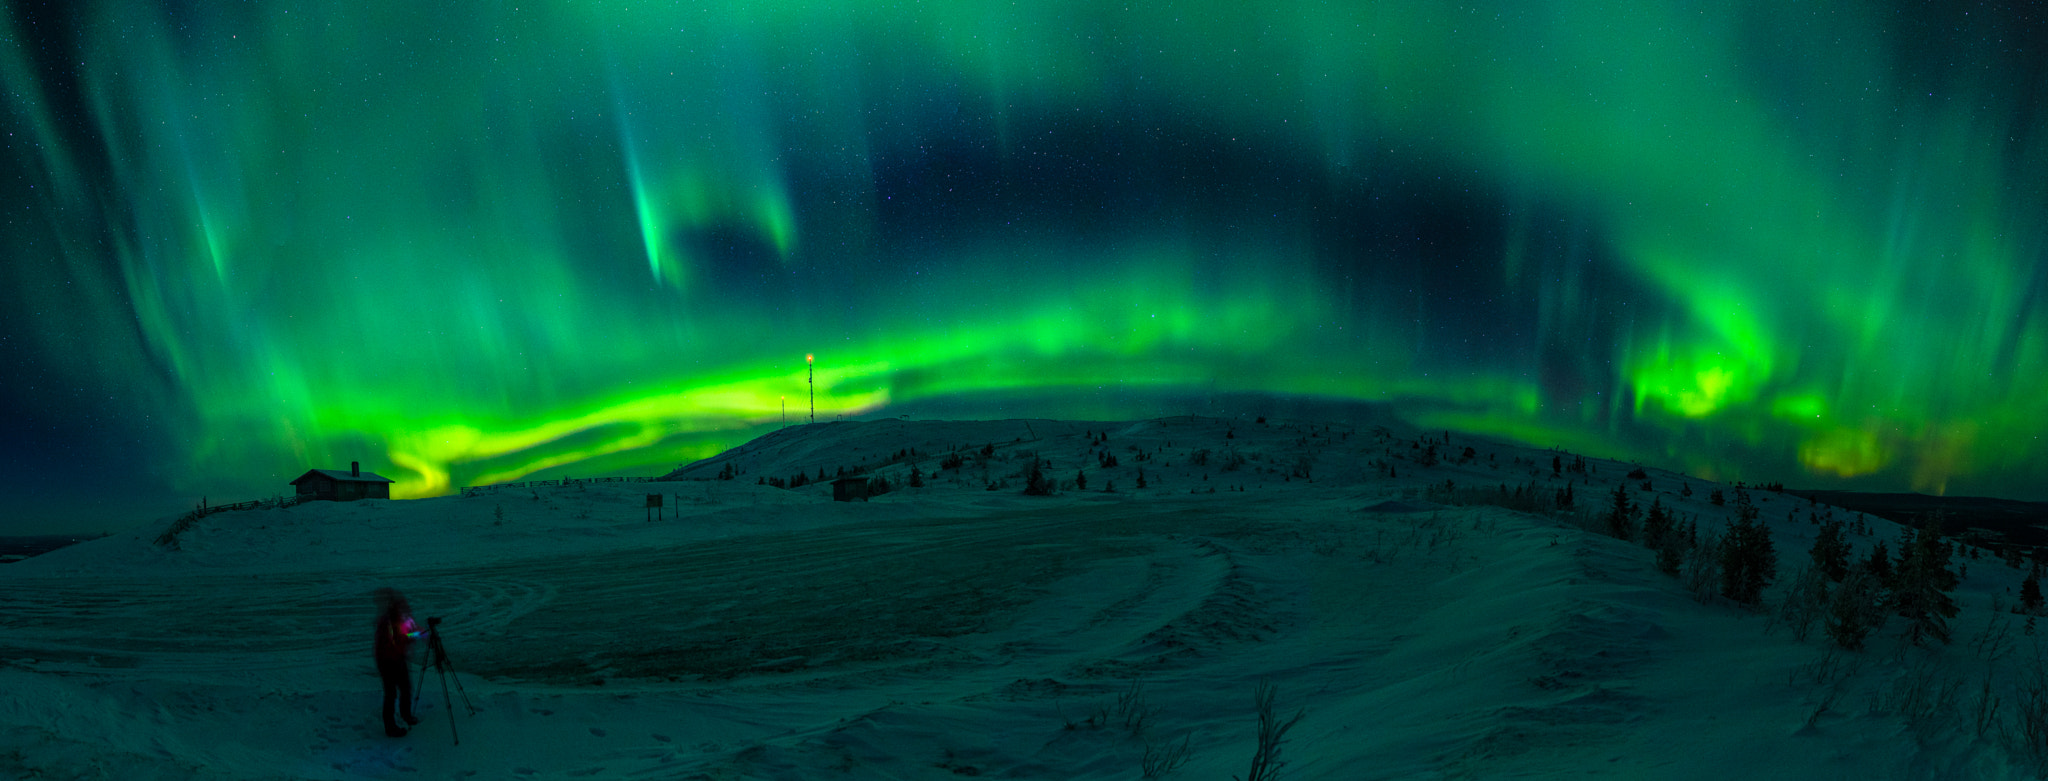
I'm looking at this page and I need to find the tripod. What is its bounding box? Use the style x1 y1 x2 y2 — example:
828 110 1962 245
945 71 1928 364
413 617 478 745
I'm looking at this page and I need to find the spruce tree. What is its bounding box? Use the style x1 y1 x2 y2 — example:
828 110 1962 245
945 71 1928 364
1718 489 1776 605
1893 519 1960 645
1866 540 1894 592
2021 568 2043 615
1606 483 1634 541
1825 566 1885 650
1023 458 1053 496
1642 498 1673 549
1655 539 1686 577
1810 518 1850 582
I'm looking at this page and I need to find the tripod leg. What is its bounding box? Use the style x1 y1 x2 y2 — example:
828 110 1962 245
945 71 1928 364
438 661 460 745
433 643 479 715
412 645 432 711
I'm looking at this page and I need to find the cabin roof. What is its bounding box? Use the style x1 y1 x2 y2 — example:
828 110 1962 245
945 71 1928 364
290 469 396 485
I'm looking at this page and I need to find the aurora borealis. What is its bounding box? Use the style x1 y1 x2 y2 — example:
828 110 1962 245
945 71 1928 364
3 0 2045 530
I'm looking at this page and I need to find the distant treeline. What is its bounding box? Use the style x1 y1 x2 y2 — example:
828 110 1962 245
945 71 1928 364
0 534 102 561
1789 490 2048 550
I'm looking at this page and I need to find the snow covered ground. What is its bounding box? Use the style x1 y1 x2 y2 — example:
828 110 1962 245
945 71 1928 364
3 416 2045 779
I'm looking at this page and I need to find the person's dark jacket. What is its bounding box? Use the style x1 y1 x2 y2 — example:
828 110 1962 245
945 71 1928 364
375 611 420 668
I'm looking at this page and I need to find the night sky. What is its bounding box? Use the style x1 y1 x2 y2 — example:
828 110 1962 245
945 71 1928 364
4 1 2045 533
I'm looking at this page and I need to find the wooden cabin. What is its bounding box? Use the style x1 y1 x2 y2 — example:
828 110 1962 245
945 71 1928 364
290 461 395 502
831 476 871 502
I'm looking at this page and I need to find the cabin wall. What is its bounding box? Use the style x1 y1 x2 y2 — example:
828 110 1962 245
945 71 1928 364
296 477 335 499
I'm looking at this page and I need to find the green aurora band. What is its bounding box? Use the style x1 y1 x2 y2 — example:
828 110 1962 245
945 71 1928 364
3 0 2044 502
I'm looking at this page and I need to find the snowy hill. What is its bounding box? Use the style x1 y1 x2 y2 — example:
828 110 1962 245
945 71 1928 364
2 416 2044 779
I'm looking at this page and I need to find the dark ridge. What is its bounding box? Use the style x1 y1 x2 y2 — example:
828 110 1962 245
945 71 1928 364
1787 490 2048 550
0 534 98 562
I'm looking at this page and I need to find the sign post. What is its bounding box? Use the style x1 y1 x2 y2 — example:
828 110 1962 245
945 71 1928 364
645 493 662 522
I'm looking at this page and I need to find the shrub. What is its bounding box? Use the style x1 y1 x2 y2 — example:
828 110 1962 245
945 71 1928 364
1775 564 1831 642
1241 680 1305 781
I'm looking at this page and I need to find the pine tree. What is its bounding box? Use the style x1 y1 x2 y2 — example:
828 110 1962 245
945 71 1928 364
1825 566 1885 650
1718 489 1776 605
1642 498 1673 550
1810 518 1851 582
1606 483 1634 541
1024 458 1053 496
1893 519 1960 645
909 465 925 488
2021 568 2043 615
1866 540 1893 591
1075 469 1087 491
1655 536 1686 576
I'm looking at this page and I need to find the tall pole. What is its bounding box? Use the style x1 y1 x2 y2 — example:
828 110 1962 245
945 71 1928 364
781 395 786 425
806 354 815 423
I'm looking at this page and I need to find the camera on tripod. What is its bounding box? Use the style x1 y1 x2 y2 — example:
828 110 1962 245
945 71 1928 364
413 614 476 744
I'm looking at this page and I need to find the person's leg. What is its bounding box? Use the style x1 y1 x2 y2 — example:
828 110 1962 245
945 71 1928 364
380 663 407 736
398 661 418 725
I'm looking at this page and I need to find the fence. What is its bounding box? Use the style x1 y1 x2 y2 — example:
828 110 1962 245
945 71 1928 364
155 474 682 548
459 475 671 497
153 494 310 549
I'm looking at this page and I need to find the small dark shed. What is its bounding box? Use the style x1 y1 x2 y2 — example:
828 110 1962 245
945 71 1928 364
831 477 871 502
290 461 396 502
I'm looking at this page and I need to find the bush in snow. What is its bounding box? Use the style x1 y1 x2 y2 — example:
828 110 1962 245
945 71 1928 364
1774 564 1832 643
1684 526 1724 603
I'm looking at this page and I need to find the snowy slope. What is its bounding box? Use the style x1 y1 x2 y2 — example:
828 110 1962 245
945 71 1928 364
2 416 2043 779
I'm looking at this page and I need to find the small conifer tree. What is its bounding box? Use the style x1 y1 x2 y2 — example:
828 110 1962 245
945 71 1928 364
1656 537 1686 576
1642 497 1673 550
1718 489 1776 605
1893 519 1960 645
1866 540 1894 591
1022 458 1054 496
1810 518 1851 582
1606 483 1634 541
2021 568 2044 615
1825 566 1885 650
